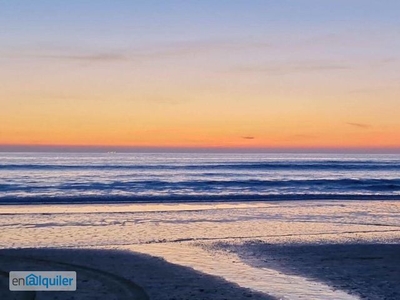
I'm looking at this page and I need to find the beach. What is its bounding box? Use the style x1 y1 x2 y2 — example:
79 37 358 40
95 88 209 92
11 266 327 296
1 200 399 299
2 0 400 298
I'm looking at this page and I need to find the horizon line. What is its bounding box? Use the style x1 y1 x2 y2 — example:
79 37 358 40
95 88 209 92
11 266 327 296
1 144 400 154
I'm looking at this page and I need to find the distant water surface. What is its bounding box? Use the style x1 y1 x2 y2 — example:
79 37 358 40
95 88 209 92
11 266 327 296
0 153 399 203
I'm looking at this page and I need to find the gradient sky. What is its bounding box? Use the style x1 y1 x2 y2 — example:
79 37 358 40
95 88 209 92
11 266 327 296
1 1 400 151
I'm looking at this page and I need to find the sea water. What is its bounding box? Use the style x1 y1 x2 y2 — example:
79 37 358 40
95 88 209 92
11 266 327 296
0 152 399 203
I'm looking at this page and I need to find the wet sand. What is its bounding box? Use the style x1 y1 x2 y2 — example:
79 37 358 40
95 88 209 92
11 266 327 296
221 242 400 300
0 248 274 300
1 200 399 299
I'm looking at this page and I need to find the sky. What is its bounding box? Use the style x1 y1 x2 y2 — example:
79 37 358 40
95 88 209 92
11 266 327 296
1 1 400 152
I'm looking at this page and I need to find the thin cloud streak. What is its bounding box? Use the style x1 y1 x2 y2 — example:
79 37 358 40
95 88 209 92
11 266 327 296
346 122 372 129
132 39 271 59
34 53 128 62
8 39 271 64
233 62 352 75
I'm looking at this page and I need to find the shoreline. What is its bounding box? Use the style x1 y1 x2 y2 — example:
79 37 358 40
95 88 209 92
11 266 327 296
1 198 398 216
1 195 399 206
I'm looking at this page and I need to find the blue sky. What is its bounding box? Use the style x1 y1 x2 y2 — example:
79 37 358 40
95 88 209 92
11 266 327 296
1 1 399 151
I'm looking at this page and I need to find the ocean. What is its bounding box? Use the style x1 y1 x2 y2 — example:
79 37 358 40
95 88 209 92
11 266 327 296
0 152 399 204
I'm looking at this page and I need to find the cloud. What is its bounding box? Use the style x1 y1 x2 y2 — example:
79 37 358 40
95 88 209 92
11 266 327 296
346 122 371 129
9 38 271 64
380 57 397 64
242 136 255 140
130 39 270 60
233 61 352 75
35 53 127 62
